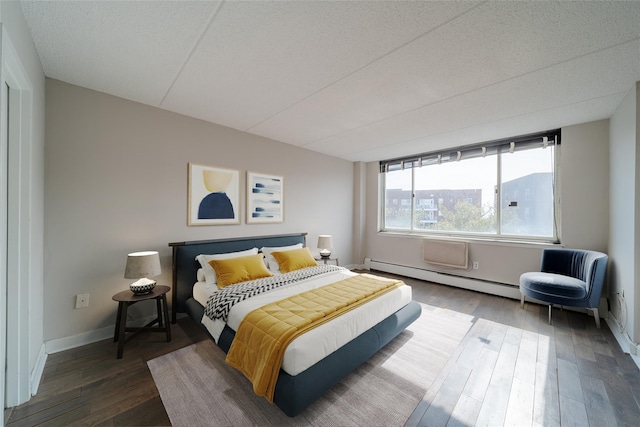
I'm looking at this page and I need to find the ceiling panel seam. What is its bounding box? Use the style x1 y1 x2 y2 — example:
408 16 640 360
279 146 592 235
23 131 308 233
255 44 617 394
242 0 487 133
345 90 628 159
159 0 226 107
301 36 640 149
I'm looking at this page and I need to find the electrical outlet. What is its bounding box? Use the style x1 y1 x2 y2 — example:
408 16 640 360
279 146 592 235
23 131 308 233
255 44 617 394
472 261 479 270
75 293 90 309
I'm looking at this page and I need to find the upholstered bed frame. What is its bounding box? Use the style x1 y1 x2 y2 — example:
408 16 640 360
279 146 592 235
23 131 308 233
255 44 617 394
169 232 422 417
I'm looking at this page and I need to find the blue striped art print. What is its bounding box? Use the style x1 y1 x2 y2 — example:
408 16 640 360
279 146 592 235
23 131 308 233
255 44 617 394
246 172 284 223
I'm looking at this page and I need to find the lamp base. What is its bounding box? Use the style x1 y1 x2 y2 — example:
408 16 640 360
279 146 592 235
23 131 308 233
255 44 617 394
130 279 156 295
319 250 332 259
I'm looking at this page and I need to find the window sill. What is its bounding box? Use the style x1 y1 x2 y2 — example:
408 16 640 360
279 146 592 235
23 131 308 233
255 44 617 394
377 230 561 248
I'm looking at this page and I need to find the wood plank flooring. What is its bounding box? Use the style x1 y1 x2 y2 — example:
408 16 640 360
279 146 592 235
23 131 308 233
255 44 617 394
6 316 209 426
400 273 640 427
6 271 640 426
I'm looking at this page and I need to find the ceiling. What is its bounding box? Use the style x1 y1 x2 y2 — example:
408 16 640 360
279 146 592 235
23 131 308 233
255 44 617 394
20 1 640 163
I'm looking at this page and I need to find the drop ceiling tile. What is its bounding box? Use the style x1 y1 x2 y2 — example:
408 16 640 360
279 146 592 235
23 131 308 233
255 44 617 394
306 40 639 161
21 1 219 105
250 1 640 147
348 92 626 163
18 1 640 162
160 0 480 130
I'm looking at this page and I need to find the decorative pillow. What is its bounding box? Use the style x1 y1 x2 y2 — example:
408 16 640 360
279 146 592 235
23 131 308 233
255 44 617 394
208 253 273 288
196 268 205 283
195 248 259 286
260 243 303 273
271 247 318 273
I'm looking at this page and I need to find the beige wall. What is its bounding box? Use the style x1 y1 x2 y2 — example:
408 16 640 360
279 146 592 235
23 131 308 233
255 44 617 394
363 119 610 289
609 82 639 345
44 79 354 344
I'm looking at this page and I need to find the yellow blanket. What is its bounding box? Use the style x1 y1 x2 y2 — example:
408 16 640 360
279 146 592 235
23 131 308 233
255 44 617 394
225 273 403 401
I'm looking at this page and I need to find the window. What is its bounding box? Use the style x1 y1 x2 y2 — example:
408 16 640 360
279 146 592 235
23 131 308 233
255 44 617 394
380 130 559 241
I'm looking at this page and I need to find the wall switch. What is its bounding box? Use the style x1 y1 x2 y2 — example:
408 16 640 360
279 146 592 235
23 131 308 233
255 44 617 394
75 293 90 309
472 261 479 270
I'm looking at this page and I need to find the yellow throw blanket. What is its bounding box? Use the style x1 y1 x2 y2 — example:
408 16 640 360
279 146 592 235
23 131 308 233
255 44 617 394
225 273 403 402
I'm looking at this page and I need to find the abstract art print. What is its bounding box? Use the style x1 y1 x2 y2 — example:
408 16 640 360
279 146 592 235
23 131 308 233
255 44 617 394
188 163 240 226
246 171 284 223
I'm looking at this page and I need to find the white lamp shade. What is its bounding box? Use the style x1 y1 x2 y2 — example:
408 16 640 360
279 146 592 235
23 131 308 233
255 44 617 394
124 251 161 279
317 235 333 252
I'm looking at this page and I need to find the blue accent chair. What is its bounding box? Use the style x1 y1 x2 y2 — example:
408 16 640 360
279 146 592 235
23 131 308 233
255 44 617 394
519 248 608 328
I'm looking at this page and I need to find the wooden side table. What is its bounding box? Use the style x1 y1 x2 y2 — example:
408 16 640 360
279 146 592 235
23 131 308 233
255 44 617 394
315 257 339 266
112 285 171 359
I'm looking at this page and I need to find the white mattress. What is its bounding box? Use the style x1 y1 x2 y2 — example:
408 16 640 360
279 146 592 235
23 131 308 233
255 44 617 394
196 269 412 376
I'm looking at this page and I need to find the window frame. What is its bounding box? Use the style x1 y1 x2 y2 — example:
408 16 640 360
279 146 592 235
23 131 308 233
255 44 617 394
379 130 561 243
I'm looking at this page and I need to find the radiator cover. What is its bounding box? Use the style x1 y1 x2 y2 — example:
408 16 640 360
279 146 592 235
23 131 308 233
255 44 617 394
422 239 469 269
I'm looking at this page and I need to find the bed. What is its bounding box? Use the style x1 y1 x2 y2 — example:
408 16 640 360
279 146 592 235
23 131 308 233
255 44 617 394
169 232 422 417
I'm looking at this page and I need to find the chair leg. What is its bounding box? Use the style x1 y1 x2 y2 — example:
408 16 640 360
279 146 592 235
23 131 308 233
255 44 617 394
520 294 525 308
548 305 552 325
592 308 601 329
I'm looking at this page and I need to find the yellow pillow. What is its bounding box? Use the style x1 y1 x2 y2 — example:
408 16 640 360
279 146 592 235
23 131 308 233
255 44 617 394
271 247 318 273
209 253 273 288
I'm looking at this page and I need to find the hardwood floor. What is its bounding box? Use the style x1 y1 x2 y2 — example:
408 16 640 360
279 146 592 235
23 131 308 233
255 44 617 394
6 316 208 426
400 273 640 427
7 271 640 426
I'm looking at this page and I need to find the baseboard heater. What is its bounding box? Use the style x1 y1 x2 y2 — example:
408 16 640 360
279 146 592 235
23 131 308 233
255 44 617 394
368 259 521 301
422 238 469 269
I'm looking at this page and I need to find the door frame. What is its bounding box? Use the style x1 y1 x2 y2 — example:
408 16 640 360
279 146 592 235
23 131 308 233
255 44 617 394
0 23 35 413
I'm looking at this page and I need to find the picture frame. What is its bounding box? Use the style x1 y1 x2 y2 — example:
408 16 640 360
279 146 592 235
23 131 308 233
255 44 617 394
188 163 240 226
246 171 284 224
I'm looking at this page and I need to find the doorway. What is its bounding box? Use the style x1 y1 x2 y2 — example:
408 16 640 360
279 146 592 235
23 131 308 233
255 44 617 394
1 25 36 419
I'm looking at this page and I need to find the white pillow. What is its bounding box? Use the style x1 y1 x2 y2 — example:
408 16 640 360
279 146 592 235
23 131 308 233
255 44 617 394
196 268 205 283
196 248 259 286
260 243 303 273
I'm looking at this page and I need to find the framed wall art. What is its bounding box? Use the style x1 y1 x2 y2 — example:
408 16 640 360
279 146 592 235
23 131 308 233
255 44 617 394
188 163 240 226
246 171 284 223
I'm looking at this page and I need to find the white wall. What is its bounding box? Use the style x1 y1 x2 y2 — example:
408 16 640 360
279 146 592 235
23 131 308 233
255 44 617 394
609 82 639 346
353 162 367 265
363 120 610 293
44 79 354 346
0 0 46 406
560 121 610 251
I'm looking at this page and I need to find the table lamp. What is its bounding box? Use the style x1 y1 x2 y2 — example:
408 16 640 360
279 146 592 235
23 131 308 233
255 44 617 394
124 251 161 295
317 235 333 258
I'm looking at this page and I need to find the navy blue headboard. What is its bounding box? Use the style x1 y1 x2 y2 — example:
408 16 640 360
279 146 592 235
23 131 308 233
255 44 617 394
169 233 307 322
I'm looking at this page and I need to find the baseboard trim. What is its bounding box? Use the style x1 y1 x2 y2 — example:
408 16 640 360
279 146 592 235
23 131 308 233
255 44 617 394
368 259 521 300
45 314 158 354
606 313 640 369
45 326 114 354
29 343 47 396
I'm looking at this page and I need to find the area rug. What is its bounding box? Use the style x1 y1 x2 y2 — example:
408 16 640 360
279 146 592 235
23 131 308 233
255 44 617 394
148 304 473 427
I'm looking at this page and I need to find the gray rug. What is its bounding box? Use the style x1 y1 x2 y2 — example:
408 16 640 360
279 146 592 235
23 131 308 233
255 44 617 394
148 304 473 427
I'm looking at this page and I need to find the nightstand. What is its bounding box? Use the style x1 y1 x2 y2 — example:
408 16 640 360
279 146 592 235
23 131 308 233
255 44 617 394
315 257 339 266
112 285 171 359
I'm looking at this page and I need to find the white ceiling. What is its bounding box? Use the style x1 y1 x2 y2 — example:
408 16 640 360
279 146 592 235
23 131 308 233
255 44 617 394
20 1 640 162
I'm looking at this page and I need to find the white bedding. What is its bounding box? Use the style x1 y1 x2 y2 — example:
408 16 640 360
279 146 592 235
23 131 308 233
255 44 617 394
196 269 412 376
